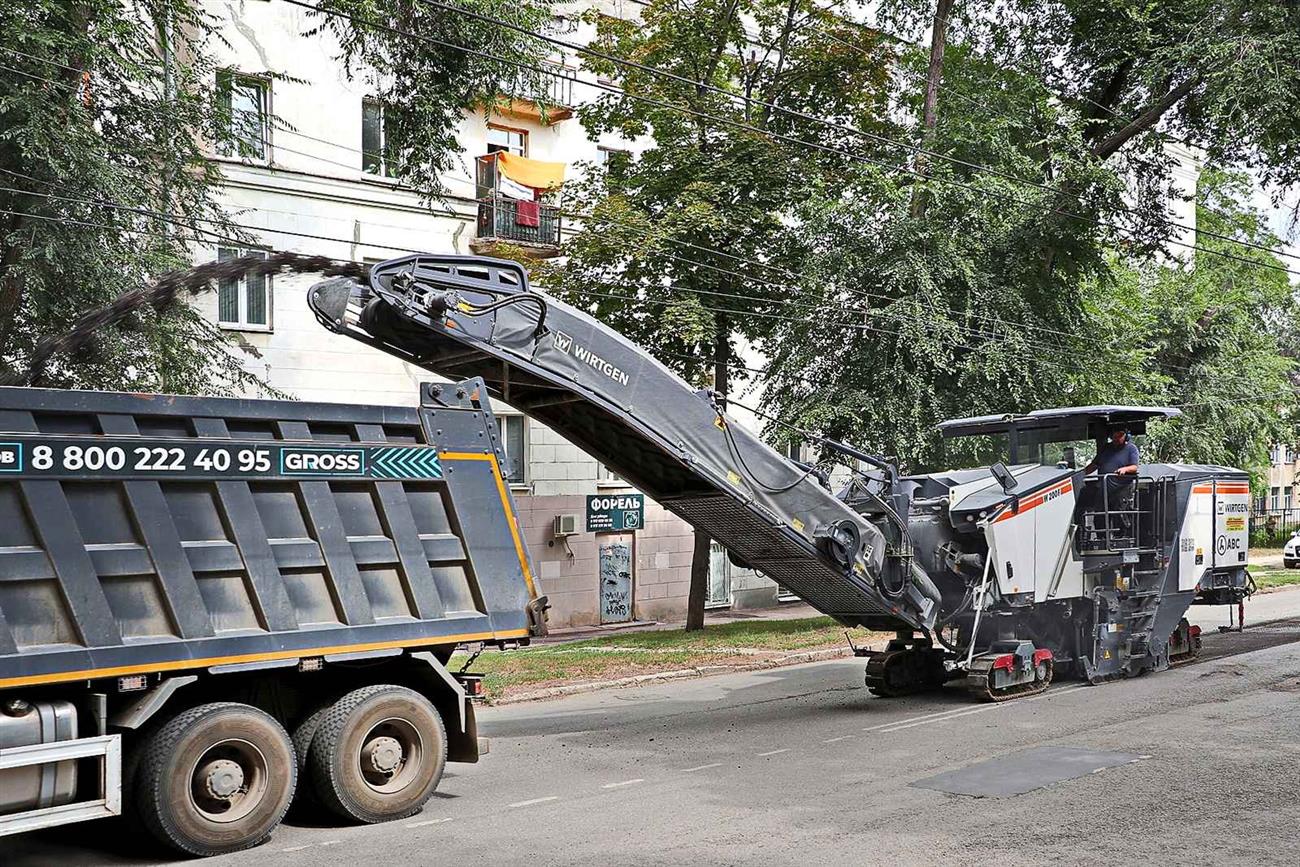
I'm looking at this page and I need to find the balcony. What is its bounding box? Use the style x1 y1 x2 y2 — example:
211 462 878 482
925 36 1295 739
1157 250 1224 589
470 153 565 259
492 62 577 125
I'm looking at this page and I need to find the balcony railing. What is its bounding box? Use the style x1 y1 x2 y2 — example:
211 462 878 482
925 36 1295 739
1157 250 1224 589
476 196 562 249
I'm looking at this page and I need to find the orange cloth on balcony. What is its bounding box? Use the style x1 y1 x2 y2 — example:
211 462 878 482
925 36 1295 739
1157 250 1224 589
496 152 566 190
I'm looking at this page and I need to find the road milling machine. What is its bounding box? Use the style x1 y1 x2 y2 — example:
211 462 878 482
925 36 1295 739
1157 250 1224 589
310 253 1254 701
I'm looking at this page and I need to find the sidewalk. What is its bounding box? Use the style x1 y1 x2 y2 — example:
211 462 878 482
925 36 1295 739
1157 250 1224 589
536 601 826 646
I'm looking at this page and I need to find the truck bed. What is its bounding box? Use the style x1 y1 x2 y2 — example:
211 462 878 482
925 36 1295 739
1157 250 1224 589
0 384 538 690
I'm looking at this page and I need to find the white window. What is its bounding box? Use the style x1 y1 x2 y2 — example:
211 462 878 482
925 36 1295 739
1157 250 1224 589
487 124 528 157
1287 486 1294 510
496 415 527 484
216 71 269 161
596 146 631 174
596 462 622 485
216 247 271 331
362 99 402 177
1271 486 1281 511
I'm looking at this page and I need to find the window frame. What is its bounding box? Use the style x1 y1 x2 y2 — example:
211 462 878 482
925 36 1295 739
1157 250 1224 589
361 98 405 178
596 145 632 170
215 246 273 332
215 70 271 163
496 414 528 486
486 123 529 157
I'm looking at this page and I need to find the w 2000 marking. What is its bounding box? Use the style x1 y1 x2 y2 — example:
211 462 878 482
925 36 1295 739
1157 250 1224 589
0 436 443 481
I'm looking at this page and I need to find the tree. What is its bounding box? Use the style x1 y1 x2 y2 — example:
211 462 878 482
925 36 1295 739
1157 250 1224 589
0 0 263 392
312 0 559 199
551 0 893 628
762 1 1300 475
1101 169 1297 476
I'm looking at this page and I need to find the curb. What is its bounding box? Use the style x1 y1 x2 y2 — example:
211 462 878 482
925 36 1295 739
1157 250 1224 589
493 645 861 705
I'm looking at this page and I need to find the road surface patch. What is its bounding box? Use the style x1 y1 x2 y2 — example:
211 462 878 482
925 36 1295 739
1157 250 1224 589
910 746 1146 797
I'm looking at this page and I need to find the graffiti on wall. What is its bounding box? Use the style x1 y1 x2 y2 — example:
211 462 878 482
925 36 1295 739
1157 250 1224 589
599 541 633 623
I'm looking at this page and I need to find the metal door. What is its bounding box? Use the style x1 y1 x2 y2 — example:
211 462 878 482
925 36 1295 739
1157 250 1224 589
599 540 633 623
707 541 731 608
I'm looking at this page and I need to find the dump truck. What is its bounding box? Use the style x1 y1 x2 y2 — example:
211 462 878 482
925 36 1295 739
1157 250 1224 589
0 382 544 855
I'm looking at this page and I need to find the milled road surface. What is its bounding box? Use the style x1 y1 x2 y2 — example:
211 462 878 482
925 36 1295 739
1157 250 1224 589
7 602 1300 866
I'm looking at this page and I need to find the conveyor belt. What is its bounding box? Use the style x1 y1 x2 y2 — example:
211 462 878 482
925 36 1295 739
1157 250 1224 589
309 254 937 632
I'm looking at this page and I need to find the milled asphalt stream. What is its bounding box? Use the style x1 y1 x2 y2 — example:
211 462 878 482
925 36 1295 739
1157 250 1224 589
9 596 1300 866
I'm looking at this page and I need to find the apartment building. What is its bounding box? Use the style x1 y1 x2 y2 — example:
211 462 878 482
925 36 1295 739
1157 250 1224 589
194 0 783 628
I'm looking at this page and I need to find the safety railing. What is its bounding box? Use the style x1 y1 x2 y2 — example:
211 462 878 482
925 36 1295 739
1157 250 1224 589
1076 474 1165 555
475 195 562 248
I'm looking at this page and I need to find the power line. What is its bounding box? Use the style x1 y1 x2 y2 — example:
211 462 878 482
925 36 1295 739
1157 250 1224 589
1 177 1226 384
270 1 1300 280
410 0 1300 268
4 198 1293 410
6 19 1298 284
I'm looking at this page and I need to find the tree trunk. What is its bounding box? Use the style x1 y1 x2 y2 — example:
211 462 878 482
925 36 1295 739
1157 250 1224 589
910 0 956 219
685 312 731 631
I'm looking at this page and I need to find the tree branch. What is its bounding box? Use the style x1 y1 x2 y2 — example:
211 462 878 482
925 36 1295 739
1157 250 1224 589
1091 74 1200 160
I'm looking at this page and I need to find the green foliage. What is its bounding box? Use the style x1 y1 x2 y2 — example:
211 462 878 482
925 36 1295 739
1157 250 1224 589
311 0 558 199
550 0 894 389
1105 169 1296 477
0 0 267 394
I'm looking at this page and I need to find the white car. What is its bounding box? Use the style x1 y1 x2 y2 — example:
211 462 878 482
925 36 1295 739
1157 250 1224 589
1285 531 1300 568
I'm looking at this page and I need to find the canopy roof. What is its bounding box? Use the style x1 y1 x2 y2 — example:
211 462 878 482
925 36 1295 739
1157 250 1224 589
938 405 1182 440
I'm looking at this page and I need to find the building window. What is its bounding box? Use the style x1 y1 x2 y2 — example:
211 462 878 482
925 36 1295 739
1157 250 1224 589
487 124 528 157
1287 486 1294 510
361 98 404 178
596 146 631 175
216 247 271 330
216 71 269 161
496 415 527 484
1271 486 1281 511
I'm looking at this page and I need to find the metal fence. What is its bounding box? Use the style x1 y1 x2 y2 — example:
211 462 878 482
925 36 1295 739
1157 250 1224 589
475 196 562 248
1251 508 1300 541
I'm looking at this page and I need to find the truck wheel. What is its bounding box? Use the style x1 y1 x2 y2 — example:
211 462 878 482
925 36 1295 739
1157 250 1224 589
289 704 333 814
134 702 296 856
309 684 447 824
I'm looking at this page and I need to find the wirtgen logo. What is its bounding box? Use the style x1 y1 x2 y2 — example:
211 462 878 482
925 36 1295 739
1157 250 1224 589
552 331 631 387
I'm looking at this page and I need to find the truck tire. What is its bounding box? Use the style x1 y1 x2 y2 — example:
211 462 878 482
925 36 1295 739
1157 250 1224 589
309 684 447 824
289 704 333 815
134 702 296 857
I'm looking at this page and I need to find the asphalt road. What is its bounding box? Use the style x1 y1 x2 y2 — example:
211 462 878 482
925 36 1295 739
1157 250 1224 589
7 599 1300 866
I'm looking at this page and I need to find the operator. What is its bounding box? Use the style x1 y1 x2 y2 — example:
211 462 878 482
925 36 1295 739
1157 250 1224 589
1084 428 1140 478
1083 428 1140 539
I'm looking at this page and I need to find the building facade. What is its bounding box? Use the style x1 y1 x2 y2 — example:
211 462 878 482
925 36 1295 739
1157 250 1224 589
195 0 781 628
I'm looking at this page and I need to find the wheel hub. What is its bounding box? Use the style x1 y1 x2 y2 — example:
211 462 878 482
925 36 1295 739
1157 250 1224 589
201 758 245 800
364 735 404 774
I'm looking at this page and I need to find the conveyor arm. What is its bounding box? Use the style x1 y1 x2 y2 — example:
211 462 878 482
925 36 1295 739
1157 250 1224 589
308 254 938 632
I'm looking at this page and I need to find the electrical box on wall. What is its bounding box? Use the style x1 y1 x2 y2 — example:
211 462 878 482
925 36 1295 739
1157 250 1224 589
553 513 579 537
